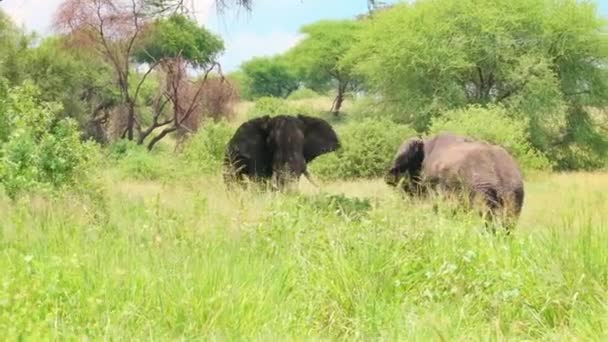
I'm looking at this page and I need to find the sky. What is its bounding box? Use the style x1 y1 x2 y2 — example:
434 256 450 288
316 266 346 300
1 0 607 72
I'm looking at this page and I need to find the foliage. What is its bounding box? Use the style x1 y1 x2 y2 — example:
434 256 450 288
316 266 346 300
287 87 320 100
0 81 98 198
23 37 118 141
310 118 416 180
180 121 235 174
108 140 178 181
226 70 252 100
0 10 30 85
132 14 226 150
547 106 608 171
246 96 318 119
429 105 552 172
241 56 299 99
349 0 608 169
287 19 362 113
134 14 224 66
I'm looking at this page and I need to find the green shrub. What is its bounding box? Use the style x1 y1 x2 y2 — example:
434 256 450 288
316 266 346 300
547 108 608 171
180 121 235 174
310 118 416 180
287 88 320 100
348 96 391 121
105 141 175 181
246 96 318 119
107 139 141 160
0 81 98 198
429 105 552 172
117 148 169 181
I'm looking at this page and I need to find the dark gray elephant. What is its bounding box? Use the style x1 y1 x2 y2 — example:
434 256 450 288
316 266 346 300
385 132 524 229
223 114 340 189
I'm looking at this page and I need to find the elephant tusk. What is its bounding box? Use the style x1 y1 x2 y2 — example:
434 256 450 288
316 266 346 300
303 170 319 188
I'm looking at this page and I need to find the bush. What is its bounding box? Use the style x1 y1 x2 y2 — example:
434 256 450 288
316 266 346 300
246 96 318 119
106 140 175 181
310 118 416 180
199 78 239 122
429 104 552 172
180 121 235 174
287 88 320 100
0 81 98 198
547 107 608 171
107 139 140 160
116 147 169 181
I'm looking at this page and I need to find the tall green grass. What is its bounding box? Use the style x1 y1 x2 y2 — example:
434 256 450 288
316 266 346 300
0 171 607 339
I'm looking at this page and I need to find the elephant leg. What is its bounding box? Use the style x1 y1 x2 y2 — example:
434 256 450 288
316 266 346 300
470 186 505 233
223 154 250 190
497 187 524 232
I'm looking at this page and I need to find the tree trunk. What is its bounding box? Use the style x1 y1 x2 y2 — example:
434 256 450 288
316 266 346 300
126 102 136 141
331 81 348 116
147 126 178 151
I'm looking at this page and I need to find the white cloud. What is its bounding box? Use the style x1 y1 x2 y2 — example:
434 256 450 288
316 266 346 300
190 0 215 24
0 0 216 35
0 0 64 34
0 0 300 72
219 30 303 71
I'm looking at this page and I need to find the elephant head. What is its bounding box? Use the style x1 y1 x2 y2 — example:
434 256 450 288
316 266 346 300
224 114 340 189
385 137 425 194
386 133 475 191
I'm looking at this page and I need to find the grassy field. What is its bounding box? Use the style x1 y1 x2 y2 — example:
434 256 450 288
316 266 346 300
1 167 607 340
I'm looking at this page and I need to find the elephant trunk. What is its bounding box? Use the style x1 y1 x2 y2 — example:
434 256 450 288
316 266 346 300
303 170 319 188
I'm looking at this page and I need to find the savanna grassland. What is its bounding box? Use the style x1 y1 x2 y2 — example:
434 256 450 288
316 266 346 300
2 0 608 339
0 123 607 339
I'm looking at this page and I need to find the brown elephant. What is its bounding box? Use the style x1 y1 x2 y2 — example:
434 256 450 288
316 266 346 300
385 132 524 229
223 114 340 190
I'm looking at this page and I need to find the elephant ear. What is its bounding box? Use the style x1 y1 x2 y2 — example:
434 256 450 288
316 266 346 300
226 115 272 175
390 137 425 174
297 114 340 163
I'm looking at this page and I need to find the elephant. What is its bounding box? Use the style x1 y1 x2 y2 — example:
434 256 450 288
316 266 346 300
385 132 525 229
223 114 340 190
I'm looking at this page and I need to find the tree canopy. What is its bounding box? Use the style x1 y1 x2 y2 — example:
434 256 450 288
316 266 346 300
241 56 299 99
134 14 224 67
287 19 362 114
348 0 608 168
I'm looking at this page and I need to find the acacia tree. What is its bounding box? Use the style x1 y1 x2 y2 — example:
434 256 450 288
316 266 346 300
53 0 172 141
349 0 608 169
287 20 361 116
240 56 298 99
133 14 224 150
54 1 224 150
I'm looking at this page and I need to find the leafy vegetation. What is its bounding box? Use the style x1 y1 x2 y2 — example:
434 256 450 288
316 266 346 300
180 121 235 174
240 56 299 99
0 81 98 198
246 96 318 119
348 0 608 169
1 1 608 339
429 105 553 172
310 118 416 180
287 87 320 100
286 20 362 115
